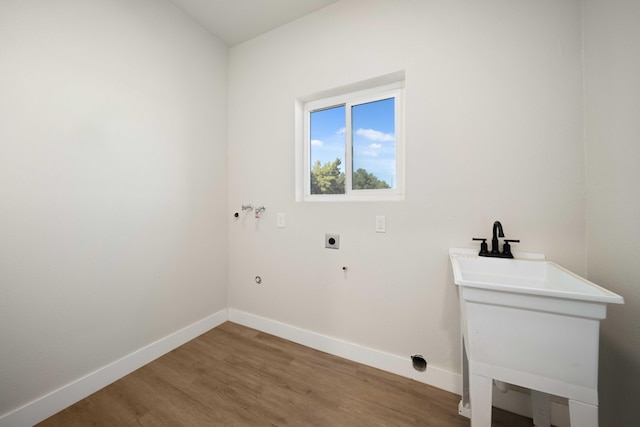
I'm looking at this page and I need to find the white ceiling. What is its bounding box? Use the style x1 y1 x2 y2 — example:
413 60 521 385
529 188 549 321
168 0 341 47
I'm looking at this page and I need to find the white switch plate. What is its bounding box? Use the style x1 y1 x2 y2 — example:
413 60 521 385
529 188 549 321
277 212 285 228
376 215 386 233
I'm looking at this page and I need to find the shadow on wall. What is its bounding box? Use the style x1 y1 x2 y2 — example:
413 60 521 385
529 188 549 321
599 333 640 426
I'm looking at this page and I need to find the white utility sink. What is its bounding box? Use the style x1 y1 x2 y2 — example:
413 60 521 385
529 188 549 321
450 248 623 427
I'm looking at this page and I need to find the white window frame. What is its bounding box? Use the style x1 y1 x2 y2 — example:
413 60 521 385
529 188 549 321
299 80 405 202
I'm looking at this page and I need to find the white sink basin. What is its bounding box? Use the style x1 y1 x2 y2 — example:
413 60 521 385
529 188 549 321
450 248 623 305
450 248 624 427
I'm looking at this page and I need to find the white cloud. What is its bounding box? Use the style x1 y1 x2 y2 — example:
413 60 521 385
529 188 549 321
336 127 345 135
369 143 382 149
356 128 394 142
361 150 379 157
311 139 323 147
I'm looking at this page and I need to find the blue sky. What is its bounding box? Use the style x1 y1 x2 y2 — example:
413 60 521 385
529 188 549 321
310 97 396 187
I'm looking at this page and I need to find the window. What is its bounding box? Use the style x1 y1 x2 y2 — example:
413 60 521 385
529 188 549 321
299 79 404 201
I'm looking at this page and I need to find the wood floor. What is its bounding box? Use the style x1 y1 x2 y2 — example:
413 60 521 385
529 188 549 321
38 322 534 426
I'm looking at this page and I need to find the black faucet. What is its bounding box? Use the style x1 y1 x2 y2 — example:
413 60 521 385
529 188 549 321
491 221 504 254
473 221 519 258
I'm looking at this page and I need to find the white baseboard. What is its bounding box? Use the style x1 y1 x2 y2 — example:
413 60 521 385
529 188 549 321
227 309 461 395
0 309 228 427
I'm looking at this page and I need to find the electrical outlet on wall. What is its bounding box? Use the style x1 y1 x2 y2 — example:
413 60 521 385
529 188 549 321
376 215 386 233
325 233 340 249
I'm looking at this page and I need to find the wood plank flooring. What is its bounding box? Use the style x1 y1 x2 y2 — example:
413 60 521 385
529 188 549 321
38 322 534 426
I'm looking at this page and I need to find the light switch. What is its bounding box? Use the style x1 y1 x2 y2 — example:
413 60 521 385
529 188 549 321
277 212 285 228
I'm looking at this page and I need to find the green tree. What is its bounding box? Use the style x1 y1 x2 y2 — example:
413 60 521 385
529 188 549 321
310 158 345 194
352 168 390 190
311 158 390 193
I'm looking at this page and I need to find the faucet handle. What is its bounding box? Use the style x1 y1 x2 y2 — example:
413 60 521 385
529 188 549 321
472 238 489 255
502 239 520 257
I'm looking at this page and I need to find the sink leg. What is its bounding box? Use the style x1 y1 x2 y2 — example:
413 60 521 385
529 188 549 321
461 338 470 412
569 399 598 427
470 373 492 427
531 390 551 427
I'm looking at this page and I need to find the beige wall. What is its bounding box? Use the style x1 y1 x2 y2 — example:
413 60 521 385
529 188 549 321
584 1 640 425
0 0 229 416
228 0 585 378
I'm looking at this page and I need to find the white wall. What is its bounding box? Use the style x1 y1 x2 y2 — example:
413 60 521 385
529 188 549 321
228 0 584 380
584 1 640 425
0 0 228 418
6 0 636 425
